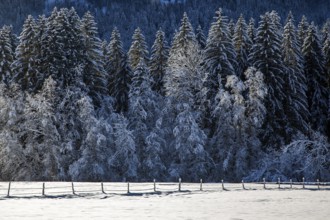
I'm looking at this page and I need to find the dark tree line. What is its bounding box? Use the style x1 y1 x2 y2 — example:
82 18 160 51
0 6 329 182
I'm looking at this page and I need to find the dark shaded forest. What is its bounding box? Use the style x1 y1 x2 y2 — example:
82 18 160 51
0 1 329 182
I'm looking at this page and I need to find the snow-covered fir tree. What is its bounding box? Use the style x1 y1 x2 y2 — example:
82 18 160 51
302 23 329 135
43 8 85 89
249 12 288 148
105 28 131 113
149 29 169 95
195 25 206 49
69 96 114 181
247 18 256 45
298 15 309 49
80 11 107 105
12 15 39 91
200 8 237 134
281 14 309 138
109 114 139 181
233 14 252 78
0 26 15 84
165 12 203 108
128 27 149 70
128 59 162 179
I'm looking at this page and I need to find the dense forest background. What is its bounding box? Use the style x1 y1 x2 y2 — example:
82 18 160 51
0 1 329 182
1 0 330 49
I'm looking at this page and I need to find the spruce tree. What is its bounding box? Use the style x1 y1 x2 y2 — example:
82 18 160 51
80 12 107 105
0 26 14 84
128 27 149 70
247 18 256 45
233 14 252 78
12 15 38 91
282 15 309 138
249 12 288 148
196 25 206 49
106 28 131 113
298 16 309 49
201 9 237 134
43 8 85 89
302 23 328 134
149 29 169 95
128 60 162 179
165 12 202 107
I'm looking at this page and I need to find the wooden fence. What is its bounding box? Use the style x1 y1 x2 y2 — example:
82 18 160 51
1 178 329 198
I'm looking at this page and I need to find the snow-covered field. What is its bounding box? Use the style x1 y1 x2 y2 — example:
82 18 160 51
0 182 329 219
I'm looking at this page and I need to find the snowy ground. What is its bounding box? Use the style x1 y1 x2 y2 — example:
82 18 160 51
0 182 329 219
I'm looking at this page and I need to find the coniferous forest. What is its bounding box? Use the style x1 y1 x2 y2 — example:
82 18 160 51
0 5 329 182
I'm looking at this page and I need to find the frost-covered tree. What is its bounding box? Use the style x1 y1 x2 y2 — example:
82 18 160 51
12 15 39 91
0 83 25 180
165 12 203 107
128 27 149 70
298 15 309 49
228 19 235 38
200 9 237 134
109 114 139 181
0 26 15 84
128 60 162 178
210 70 266 181
42 8 85 89
149 29 169 95
80 12 107 104
247 18 256 46
234 14 252 78
195 25 206 49
282 15 309 137
69 96 114 181
169 102 212 181
249 12 288 148
302 23 328 134
18 77 61 180
106 28 131 113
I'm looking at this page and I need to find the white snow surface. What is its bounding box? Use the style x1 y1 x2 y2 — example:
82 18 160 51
0 182 329 220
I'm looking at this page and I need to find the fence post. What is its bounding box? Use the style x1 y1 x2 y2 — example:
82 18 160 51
101 182 105 194
263 178 266 189
71 182 75 195
221 180 224 190
317 179 320 190
278 178 281 189
200 179 203 191
154 179 156 192
290 179 292 189
127 182 130 194
42 182 45 196
178 178 182 192
242 180 245 190
302 177 305 189
7 182 11 197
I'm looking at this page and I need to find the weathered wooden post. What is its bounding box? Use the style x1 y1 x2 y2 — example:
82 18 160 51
317 179 320 190
278 178 281 189
127 182 130 194
178 178 182 192
290 179 292 189
153 179 156 192
200 179 203 191
221 180 224 190
71 182 75 195
302 177 305 189
101 182 105 194
263 178 266 189
7 182 11 197
42 182 45 196
242 180 245 190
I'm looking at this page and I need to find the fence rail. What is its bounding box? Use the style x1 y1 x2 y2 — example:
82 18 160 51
0 179 329 198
